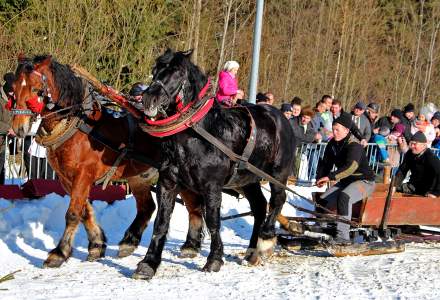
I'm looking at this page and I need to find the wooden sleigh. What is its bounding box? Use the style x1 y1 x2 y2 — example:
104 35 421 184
347 183 440 226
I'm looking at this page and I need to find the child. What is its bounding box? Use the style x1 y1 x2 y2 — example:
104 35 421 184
373 126 390 163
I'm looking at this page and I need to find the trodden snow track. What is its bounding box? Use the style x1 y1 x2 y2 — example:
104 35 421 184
1 186 440 299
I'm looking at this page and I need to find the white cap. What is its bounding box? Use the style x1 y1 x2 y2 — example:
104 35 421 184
223 61 240 71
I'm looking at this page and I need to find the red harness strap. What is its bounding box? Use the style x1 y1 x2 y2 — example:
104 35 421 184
143 97 214 137
145 78 211 126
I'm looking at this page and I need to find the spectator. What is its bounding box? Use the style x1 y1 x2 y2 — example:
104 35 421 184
373 126 390 163
291 102 301 120
291 96 302 106
365 102 380 140
264 92 275 106
290 106 316 145
433 128 440 150
215 60 243 107
256 92 270 105
280 103 292 119
431 113 440 149
330 99 343 120
402 103 415 142
432 112 440 129
394 132 440 197
412 113 436 147
1 73 15 184
311 100 326 136
390 123 409 154
351 101 371 145
320 95 333 134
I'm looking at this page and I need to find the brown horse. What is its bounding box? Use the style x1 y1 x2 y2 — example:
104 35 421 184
10 55 204 268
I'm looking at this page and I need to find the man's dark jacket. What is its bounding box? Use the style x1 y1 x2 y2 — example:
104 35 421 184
289 117 315 147
395 148 440 196
317 133 376 185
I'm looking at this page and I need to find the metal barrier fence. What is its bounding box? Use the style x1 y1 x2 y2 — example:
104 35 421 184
1 135 55 185
296 142 440 182
2 136 440 184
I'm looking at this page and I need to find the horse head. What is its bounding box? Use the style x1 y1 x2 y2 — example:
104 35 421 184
142 48 208 119
12 54 85 137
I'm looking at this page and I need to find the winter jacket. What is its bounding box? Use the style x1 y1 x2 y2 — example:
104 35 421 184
351 113 371 142
0 86 12 153
395 148 440 196
215 71 238 104
289 117 316 147
317 133 376 185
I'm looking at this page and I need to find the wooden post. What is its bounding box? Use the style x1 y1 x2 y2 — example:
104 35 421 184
383 165 391 184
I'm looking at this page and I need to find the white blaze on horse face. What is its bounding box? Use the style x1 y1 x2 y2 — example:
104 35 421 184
21 79 27 87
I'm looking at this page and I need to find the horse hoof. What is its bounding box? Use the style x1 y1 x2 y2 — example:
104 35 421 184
43 255 66 268
243 249 262 266
180 247 199 258
256 237 276 258
87 245 106 262
202 259 224 272
132 262 156 280
118 244 136 258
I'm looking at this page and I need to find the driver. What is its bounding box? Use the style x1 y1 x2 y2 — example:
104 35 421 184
316 112 376 243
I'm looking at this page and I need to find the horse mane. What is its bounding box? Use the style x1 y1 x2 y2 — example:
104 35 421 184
157 49 208 104
17 55 85 108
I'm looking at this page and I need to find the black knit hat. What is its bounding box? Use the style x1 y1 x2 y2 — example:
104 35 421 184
391 109 403 120
410 131 427 143
367 102 379 113
403 103 415 113
333 112 353 129
432 112 440 122
256 92 269 103
280 103 292 112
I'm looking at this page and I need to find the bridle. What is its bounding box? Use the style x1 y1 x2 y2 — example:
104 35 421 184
147 76 187 117
11 69 55 116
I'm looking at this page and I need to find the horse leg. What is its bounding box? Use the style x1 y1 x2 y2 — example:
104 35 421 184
133 180 177 280
118 176 156 258
82 200 107 261
241 183 267 266
43 174 91 268
257 182 287 257
179 190 204 258
201 189 224 272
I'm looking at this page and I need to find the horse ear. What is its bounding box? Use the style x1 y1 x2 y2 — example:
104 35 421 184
182 49 193 57
41 55 52 66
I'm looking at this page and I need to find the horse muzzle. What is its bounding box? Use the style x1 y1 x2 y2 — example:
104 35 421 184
144 107 158 118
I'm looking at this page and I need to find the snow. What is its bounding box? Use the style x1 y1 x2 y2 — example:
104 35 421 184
1 185 440 299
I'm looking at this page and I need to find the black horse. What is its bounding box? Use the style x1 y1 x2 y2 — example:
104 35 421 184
133 49 296 280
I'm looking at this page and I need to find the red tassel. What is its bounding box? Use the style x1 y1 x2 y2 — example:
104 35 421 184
25 95 44 114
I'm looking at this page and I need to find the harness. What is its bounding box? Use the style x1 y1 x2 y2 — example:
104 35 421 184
140 79 212 137
13 69 159 189
223 106 257 188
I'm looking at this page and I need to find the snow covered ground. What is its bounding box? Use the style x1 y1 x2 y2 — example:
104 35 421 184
1 185 440 299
